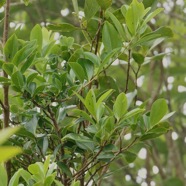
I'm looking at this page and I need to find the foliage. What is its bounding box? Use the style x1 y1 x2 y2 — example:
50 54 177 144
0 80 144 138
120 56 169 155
0 0 183 185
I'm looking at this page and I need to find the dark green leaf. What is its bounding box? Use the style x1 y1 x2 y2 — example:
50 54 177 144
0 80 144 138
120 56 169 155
57 162 72 178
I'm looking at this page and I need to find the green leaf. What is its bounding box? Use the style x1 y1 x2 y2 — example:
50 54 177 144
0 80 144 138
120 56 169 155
57 162 72 178
28 162 44 179
47 23 79 32
77 58 94 80
85 89 97 118
0 126 21 145
119 108 145 123
0 0 5 8
106 11 126 40
125 0 145 35
132 52 145 64
164 178 184 186
23 0 30 6
150 99 168 126
0 147 22 162
72 109 95 124
96 0 112 10
97 89 114 107
102 21 122 52
21 53 35 73
124 151 137 163
12 40 37 66
30 24 43 52
25 114 38 135
0 164 7 186
69 62 87 82
72 0 79 16
4 34 18 61
97 48 120 74
84 0 100 20
143 8 163 24
83 52 101 66
62 133 95 151
2 63 14 76
11 71 25 91
113 93 128 120
0 77 10 84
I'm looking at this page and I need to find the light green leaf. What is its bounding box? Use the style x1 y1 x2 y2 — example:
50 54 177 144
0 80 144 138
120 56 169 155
102 21 122 52
0 147 22 163
0 164 7 186
84 0 100 20
113 93 128 120
83 52 101 66
12 40 37 66
30 24 43 52
0 126 21 145
150 99 168 126
85 89 97 118
143 8 163 24
125 0 145 35
2 63 14 76
97 89 114 107
0 0 5 8
4 34 18 61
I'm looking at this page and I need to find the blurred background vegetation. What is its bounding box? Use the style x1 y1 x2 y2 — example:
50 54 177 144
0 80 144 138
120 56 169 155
0 0 186 185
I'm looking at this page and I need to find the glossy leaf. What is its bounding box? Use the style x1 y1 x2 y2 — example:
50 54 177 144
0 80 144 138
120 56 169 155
150 99 168 126
113 93 128 120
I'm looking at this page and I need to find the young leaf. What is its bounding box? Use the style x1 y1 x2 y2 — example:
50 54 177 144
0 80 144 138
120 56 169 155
30 24 43 52
113 93 128 120
125 0 145 35
150 99 168 126
102 21 122 52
